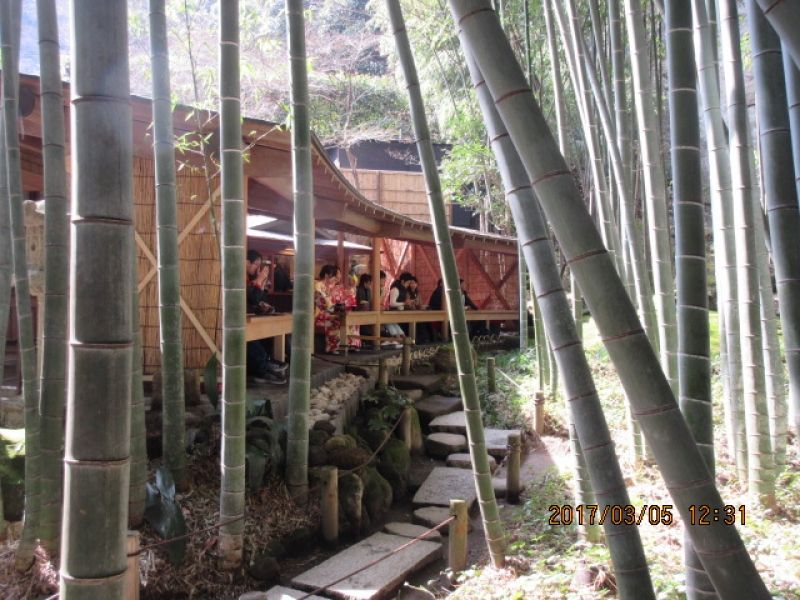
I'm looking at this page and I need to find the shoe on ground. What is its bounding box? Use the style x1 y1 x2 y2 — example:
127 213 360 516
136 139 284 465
253 372 287 385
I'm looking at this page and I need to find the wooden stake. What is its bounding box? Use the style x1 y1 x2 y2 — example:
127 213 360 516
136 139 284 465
486 357 497 393
448 499 468 573
534 391 546 435
506 433 521 504
125 531 140 600
320 466 338 546
378 358 389 388
401 337 412 375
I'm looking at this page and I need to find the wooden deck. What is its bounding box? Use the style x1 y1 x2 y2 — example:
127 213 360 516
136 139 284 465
246 309 519 360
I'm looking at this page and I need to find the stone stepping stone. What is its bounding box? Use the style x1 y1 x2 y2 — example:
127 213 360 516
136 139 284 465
425 432 467 458
413 506 472 533
240 587 327 600
485 429 523 458
390 373 444 393
492 477 527 498
400 389 424 402
415 395 463 421
384 521 442 543
446 452 497 472
290 532 441 600
412 466 477 507
429 410 466 434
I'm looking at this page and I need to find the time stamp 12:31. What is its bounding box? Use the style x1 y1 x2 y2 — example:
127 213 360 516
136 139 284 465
548 504 747 526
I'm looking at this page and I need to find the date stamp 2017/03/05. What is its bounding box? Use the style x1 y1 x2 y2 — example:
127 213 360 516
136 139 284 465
548 504 747 526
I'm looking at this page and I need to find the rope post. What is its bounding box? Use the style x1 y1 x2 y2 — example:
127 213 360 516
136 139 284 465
448 499 468 574
125 530 140 600
401 336 412 375
486 356 497 393
400 406 413 450
378 357 389 388
506 433 521 504
533 391 546 435
320 466 339 546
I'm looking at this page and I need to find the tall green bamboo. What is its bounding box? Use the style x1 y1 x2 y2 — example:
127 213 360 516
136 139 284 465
623 0 678 393
783 48 800 437
449 1 770 596
218 0 247 568
284 0 314 505
36 0 69 557
1 0 41 571
753 0 800 70
129 248 147 528
748 0 794 469
0 113 9 388
692 0 746 479
665 1 715 596
464 49 658 596
149 0 187 489
60 2 133 596
387 0 505 567
718 0 775 505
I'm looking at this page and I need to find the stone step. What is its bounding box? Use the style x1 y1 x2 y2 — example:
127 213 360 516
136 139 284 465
485 428 523 459
384 521 442 543
389 373 444 394
290 532 441 600
240 586 327 600
412 466 478 508
429 410 466 433
424 432 467 458
412 506 472 533
399 388 424 403
446 452 497 472
414 395 463 421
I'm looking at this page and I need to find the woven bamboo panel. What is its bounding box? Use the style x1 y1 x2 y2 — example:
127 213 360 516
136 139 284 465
343 169 433 223
134 157 222 374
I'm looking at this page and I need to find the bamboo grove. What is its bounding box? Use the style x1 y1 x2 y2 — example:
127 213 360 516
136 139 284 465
0 0 798 598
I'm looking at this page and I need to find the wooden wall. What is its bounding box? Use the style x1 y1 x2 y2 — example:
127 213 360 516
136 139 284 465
134 157 222 374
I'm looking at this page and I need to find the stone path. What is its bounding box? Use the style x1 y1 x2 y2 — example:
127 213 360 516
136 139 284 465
290 532 441 600
241 586 327 600
384 521 442 542
424 432 467 457
414 395 462 421
412 466 477 507
447 452 497 472
390 373 444 393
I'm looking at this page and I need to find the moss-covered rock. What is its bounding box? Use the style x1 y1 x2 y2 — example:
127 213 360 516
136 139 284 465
361 466 393 523
431 345 478 374
378 438 410 498
407 408 424 454
327 446 372 470
323 434 357 452
338 472 364 536
308 445 328 467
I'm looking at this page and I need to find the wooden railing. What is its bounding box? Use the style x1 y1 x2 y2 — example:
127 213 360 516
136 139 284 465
246 308 519 360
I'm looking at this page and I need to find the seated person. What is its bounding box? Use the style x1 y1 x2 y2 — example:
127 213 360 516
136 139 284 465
388 272 414 310
428 279 444 311
273 255 293 292
315 265 344 354
246 250 288 383
460 278 489 338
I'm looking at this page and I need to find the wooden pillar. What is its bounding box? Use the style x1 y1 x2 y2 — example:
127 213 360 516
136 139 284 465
533 391 545 435
506 433 521 504
320 466 338 545
125 531 140 600
273 334 286 362
372 237 382 339
448 499 468 573
378 358 389 388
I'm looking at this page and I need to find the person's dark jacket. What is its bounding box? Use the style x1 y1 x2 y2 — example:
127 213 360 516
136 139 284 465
428 285 443 310
274 265 292 292
247 281 267 313
356 285 371 306
463 291 478 310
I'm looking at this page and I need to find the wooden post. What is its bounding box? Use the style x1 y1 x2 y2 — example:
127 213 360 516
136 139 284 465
533 391 545 435
506 433 521 504
378 358 388 388
372 236 383 344
273 334 286 362
125 531 140 600
409 321 417 341
320 466 338 546
448 499 468 573
401 336 412 375
486 357 496 393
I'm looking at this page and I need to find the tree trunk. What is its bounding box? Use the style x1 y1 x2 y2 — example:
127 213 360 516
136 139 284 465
285 0 315 506
36 0 69 557
449 2 770 596
60 2 133 596
1 0 41 571
387 0 506 568
623 0 678 393
665 0 716 596
0 110 9 393
747 0 794 466
149 0 187 489
718 0 775 506
218 0 247 568
463 49 660 596
753 0 800 70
